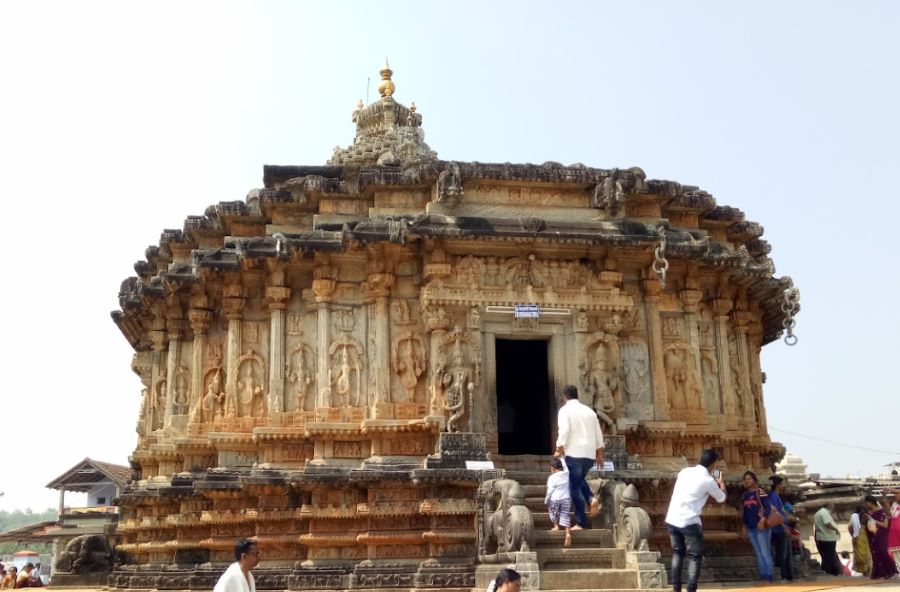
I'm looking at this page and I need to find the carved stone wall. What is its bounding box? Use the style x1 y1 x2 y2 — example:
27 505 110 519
112 68 793 589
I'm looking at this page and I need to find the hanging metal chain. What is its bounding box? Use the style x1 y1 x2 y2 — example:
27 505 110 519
781 282 800 346
652 226 669 289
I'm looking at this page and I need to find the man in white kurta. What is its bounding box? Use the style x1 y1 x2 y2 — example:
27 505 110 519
554 384 604 529
213 539 259 592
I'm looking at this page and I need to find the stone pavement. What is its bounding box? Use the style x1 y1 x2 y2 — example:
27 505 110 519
37 579 900 592
703 576 900 592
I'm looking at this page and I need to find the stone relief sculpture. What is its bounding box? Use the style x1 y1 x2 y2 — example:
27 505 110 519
700 353 719 410
172 366 191 415
435 161 464 207
437 330 479 432
391 332 426 402
287 344 315 412
477 478 534 557
455 255 485 285
608 482 652 551
728 333 749 417
391 299 415 325
620 338 652 420
54 534 112 574
663 343 703 411
136 387 149 435
328 335 364 407
580 335 620 434
192 368 224 423
152 378 166 431
236 351 267 417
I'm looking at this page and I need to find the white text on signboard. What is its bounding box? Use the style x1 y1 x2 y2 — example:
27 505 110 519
514 304 540 318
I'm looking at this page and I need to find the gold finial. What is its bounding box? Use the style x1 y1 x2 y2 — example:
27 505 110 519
378 59 395 98
356 99 364 109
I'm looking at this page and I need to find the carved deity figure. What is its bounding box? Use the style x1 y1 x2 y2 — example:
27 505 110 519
620 338 652 420
701 354 719 409
172 366 190 415
664 344 702 410
238 362 265 417
392 333 426 402
287 346 314 412
441 342 474 432
330 345 362 407
193 370 224 423
581 343 617 433
152 379 166 431
136 387 149 435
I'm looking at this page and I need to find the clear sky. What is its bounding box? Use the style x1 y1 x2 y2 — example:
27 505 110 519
1 1 898 513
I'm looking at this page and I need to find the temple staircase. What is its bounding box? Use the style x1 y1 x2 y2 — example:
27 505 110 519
492 457 667 592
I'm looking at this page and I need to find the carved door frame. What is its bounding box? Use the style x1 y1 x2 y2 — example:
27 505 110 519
482 313 573 455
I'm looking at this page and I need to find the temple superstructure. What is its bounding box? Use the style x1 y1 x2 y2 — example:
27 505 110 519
111 66 797 590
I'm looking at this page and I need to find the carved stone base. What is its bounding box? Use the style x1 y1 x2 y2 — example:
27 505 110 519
626 550 667 588
604 435 628 469
425 432 487 469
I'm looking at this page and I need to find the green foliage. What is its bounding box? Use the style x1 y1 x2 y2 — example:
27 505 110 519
0 508 57 555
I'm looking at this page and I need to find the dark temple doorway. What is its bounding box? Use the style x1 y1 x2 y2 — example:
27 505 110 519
495 339 552 455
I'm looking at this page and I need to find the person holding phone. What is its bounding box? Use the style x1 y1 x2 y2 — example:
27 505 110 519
664 449 727 592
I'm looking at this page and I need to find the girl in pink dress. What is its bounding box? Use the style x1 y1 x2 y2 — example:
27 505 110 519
889 489 900 573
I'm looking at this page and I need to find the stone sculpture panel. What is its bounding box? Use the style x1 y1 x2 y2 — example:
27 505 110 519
620 338 652 421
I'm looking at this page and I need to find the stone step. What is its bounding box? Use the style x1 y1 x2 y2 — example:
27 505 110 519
540 589 662 592
535 528 615 549
537 547 624 570
540 567 638 590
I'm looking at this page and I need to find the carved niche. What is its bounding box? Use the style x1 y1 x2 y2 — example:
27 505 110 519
436 328 481 432
620 338 652 420
152 377 166 431
392 331 426 403
663 342 703 417
286 344 315 412
328 333 365 407
726 330 749 419
191 368 225 423
236 350 267 418
580 332 620 434
172 366 191 416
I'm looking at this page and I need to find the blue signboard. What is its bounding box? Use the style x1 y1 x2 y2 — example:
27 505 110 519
513 304 540 318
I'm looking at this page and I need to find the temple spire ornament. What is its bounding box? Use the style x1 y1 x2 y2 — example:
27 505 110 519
377 58 395 97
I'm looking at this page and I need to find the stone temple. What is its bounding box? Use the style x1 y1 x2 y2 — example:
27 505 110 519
111 66 799 590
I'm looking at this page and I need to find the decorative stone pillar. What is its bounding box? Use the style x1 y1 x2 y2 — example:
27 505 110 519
747 321 768 434
312 277 336 409
423 305 451 419
149 329 167 433
188 308 212 422
165 318 182 426
733 309 754 426
712 297 738 429
222 284 245 419
266 286 291 414
679 288 705 405
642 279 669 421
366 273 394 418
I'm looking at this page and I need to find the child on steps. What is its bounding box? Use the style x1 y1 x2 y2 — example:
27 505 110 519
545 458 572 547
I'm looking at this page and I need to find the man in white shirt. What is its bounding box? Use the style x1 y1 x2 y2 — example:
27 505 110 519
213 539 260 592
554 384 604 530
664 449 727 592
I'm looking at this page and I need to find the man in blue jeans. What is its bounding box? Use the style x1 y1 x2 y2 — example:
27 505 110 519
664 449 727 592
554 385 604 529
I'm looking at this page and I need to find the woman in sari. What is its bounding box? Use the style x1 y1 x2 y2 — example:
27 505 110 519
849 505 872 576
864 495 899 579
888 488 900 573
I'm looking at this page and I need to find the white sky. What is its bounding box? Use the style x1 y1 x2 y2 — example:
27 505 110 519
1 1 898 513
